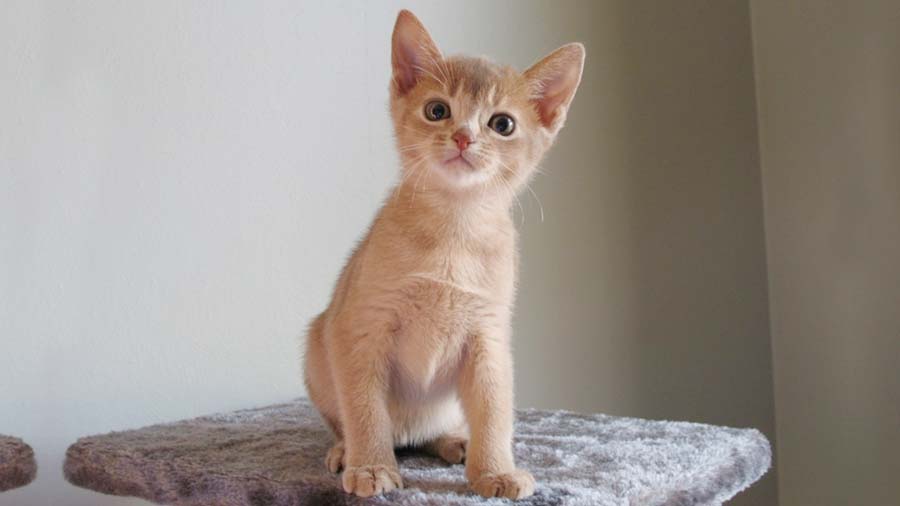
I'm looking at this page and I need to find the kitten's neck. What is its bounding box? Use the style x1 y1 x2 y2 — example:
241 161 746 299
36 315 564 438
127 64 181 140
386 180 515 235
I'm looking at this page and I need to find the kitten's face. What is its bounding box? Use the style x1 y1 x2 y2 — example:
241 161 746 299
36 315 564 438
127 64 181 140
389 11 584 196
392 58 545 190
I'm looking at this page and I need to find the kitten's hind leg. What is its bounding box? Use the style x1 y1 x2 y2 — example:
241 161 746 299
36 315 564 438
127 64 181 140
304 313 347 473
423 433 468 465
326 439 347 473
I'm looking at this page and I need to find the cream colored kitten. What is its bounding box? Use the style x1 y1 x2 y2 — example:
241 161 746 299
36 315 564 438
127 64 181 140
303 10 583 500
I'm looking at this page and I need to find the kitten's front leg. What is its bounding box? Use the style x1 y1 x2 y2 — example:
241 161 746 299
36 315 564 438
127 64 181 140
331 319 403 497
459 330 535 500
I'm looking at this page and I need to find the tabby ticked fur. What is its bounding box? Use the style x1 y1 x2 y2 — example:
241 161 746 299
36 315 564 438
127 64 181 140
303 10 584 500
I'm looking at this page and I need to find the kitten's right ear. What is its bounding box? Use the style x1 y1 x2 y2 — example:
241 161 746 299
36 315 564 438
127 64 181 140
391 10 442 96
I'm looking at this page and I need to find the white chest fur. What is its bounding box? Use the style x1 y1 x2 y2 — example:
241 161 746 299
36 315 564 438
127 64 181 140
389 277 482 400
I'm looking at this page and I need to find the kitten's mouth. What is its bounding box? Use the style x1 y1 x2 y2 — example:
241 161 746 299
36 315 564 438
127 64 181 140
443 153 476 171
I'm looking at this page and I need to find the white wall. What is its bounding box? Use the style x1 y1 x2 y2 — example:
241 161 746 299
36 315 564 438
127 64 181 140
751 1 900 504
1 2 776 505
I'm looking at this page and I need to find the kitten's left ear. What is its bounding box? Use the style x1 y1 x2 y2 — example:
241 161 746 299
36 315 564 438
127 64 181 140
524 43 585 133
391 10 443 96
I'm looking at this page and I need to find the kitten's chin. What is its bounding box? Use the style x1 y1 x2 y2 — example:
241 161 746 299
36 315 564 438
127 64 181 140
428 154 490 189
434 160 491 189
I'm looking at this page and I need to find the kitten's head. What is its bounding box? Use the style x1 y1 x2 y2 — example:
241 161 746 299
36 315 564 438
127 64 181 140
389 10 584 196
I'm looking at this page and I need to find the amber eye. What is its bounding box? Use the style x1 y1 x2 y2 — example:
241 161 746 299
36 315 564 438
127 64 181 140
424 101 451 121
488 114 515 136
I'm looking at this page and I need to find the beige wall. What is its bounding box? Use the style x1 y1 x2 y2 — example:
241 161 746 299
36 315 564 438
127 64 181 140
513 2 777 505
750 1 900 504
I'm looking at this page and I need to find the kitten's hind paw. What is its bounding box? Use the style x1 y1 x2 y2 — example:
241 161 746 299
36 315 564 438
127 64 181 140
471 469 535 500
426 435 467 465
342 465 403 497
325 440 345 473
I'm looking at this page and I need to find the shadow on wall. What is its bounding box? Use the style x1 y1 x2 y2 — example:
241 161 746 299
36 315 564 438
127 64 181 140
751 1 900 503
613 3 777 505
513 1 777 505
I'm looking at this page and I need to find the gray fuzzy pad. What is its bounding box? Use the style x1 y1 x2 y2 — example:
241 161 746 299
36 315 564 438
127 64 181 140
0 435 37 492
64 399 769 506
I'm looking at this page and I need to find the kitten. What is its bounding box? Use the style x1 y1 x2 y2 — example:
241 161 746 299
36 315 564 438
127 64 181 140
303 10 583 500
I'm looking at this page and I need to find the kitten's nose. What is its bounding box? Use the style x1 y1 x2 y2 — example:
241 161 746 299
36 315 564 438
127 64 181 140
452 129 474 151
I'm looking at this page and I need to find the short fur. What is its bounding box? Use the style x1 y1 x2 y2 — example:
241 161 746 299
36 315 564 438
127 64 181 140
303 10 584 500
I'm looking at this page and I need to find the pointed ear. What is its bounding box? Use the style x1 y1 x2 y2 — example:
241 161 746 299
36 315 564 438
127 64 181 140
524 43 585 132
391 10 443 96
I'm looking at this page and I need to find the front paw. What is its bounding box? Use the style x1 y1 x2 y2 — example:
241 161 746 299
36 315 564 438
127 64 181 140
471 469 535 500
342 465 403 497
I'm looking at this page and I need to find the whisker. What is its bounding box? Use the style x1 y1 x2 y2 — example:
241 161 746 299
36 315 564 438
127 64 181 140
412 62 447 89
397 141 431 153
488 169 525 226
410 161 431 208
487 156 530 225
393 151 431 204
507 179 526 226
419 49 451 90
525 184 545 222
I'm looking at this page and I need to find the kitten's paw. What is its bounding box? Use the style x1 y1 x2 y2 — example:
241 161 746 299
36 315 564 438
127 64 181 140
342 465 403 497
432 436 467 465
325 441 346 473
470 469 535 500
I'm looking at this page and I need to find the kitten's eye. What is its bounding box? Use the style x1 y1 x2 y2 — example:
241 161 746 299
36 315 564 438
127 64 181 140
488 114 516 136
424 101 451 121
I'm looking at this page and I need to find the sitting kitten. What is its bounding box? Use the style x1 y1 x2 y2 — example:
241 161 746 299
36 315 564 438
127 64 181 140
304 10 583 500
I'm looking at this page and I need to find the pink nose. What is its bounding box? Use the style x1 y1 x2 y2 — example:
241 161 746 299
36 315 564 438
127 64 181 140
452 130 473 151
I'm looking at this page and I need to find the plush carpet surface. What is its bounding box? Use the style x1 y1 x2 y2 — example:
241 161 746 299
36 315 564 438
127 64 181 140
64 399 770 506
0 435 37 492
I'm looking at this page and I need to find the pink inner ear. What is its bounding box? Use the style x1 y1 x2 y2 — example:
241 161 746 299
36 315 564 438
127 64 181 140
534 65 581 127
394 38 422 95
526 44 585 129
391 12 441 96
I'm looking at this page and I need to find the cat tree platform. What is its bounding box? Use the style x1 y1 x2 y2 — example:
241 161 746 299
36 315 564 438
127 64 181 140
0 435 37 492
64 399 770 506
